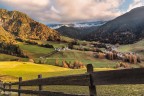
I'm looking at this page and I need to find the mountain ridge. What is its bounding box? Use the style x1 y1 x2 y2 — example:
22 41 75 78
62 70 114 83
0 9 60 41
0 8 60 57
47 21 106 29
85 6 144 44
56 26 99 39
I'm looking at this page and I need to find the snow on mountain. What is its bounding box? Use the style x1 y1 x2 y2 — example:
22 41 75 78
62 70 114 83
47 21 106 29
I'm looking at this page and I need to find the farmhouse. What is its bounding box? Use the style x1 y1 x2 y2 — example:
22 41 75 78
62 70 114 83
55 47 69 52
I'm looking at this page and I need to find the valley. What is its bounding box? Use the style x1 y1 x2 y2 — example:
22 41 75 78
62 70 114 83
0 6 144 96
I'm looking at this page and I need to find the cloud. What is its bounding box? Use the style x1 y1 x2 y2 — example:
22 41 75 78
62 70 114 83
53 0 124 22
128 0 144 11
0 0 126 23
0 0 50 10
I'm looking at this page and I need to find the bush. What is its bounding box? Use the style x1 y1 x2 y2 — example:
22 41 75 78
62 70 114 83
96 52 106 59
62 60 69 68
115 62 131 69
40 44 54 48
60 59 85 69
15 38 25 42
0 42 28 58
25 40 38 45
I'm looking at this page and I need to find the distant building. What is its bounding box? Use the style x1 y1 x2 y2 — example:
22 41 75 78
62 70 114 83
55 46 69 52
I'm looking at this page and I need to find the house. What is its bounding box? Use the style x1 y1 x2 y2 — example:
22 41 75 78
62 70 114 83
55 47 70 52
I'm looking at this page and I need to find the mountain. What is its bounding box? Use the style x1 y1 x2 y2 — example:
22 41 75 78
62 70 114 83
85 6 144 44
0 9 61 57
0 26 15 43
56 26 99 39
47 21 106 29
0 9 60 41
0 26 27 57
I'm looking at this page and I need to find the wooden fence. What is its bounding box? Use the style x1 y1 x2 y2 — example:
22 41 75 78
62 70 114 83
0 64 144 96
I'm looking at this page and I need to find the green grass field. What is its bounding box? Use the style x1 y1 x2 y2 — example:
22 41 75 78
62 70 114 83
0 40 144 95
0 54 19 61
0 62 144 96
18 43 55 58
117 39 144 64
43 50 118 68
19 43 119 68
0 41 119 68
29 39 68 48
0 61 70 82
118 39 144 58
0 61 113 82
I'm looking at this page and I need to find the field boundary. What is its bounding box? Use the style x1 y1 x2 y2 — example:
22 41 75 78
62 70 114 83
0 64 144 96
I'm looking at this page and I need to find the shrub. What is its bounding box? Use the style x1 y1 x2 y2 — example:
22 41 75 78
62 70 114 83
40 44 54 48
97 52 106 59
55 59 59 66
106 52 114 60
115 62 130 69
29 58 34 63
25 40 38 45
0 42 28 58
62 60 69 68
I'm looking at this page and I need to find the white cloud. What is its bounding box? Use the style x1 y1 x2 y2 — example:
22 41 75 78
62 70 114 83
1 0 50 10
128 0 144 11
0 0 125 23
53 0 124 23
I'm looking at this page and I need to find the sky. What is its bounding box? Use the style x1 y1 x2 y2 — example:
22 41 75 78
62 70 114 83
0 0 144 24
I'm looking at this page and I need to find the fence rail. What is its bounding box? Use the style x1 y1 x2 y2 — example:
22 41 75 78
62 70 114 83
0 64 144 96
9 74 90 86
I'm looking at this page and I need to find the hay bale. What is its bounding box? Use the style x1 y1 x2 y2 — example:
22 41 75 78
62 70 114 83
116 62 130 69
106 52 114 60
62 60 69 68
29 59 34 63
98 52 106 59
132 55 138 64
113 52 118 59
128 54 133 63
55 59 59 66
137 56 141 63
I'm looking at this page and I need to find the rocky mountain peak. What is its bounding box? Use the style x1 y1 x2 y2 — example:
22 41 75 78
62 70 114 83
0 9 60 41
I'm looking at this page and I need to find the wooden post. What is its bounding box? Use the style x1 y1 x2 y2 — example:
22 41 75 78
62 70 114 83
38 74 43 91
87 64 97 96
0 81 3 89
38 75 42 96
9 82 12 95
0 81 2 88
9 82 11 91
18 77 22 96
3 83 5 92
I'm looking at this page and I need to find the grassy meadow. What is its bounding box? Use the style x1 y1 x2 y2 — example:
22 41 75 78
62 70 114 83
0 61 114 82
0 39 144 96
118 39 144 60
0 62 144 96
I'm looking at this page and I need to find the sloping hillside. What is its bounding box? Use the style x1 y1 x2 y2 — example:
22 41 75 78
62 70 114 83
0 9 60 41
56 26 98 39
85 6 144 44
118 39 144 60
0 26 15 43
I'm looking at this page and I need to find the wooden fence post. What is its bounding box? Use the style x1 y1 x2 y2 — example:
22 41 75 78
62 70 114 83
9 82 12 94
38 74 43 91
0 81 2 88
18 77 22 96
38 74 43 96
3 83 5 93
87 64 97 96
